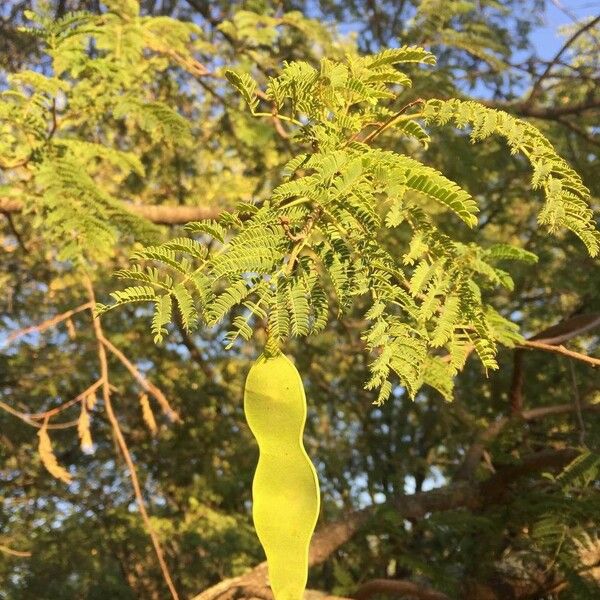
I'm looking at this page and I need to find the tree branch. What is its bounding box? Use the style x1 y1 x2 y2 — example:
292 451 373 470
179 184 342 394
556 117 600 147
361 99 425 143
456 402 599 480
0 543 31 558
27 380 103 421
0 399 79 429
192 448 577 600
1 210 29 253
100 336 180 423
526 15 600 105
1 302 93 349
510 313 600 415
173 313 215 379
480 97 600 120
509 348 525 415
84 277 181 600
353 579 450 600
529 312 600 346
519 339 600 367
0 197 221 225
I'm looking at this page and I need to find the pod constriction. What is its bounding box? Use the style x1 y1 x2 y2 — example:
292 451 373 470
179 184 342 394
244 353 320 600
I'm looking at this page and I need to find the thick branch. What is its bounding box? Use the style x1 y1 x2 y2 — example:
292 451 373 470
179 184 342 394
193 511 374 600
125 203 221 224
480 448 578 502
354 579 450 600
510 313 600 415
192 448 574 600
0 197 220 224
557 117 600 147
480 98 600 120
515 99 600 119
529 312 600 345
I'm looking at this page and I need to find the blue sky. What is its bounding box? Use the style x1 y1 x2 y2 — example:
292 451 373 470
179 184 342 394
532 0 600 57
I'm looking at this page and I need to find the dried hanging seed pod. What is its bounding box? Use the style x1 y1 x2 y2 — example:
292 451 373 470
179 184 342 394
244 352 320 600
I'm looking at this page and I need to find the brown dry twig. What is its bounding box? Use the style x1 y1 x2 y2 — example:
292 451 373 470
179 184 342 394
84 276 181 600
100 336 180 422
0 380 101 429
1 302 93 349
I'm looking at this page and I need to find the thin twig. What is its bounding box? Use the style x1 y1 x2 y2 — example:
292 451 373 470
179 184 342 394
0 380 101 428
556 117 600 147
456 402 600 480
28 379 102 419
362 99 425 143
28 380 103 420
0 400 41 427
519 340 600 367
100 336 180 422
2 302 93 348
84 277 181 600
550 0 600 44
527 15 600 104
271 114 290 139
0 400 79 429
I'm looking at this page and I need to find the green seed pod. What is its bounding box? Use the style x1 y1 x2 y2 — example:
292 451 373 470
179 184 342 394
244 352 320 600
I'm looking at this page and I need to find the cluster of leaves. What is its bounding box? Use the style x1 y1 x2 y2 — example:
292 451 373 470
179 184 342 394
99 46 596 403
2 1 599 598
0 3 201 263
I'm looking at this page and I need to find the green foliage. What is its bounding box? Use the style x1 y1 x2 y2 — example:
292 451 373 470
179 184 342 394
423 99 600 255
1 4 199 265
2 2 599 598
102 50 597 404
225 70 259 112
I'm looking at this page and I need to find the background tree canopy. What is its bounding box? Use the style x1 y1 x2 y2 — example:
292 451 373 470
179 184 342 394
1 1 599 599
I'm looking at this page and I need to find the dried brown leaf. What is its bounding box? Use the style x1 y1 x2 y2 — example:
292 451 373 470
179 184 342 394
86 392 97 411
140 393 157 435
37 423 72 484
66 317 76 340
77 404 93 451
